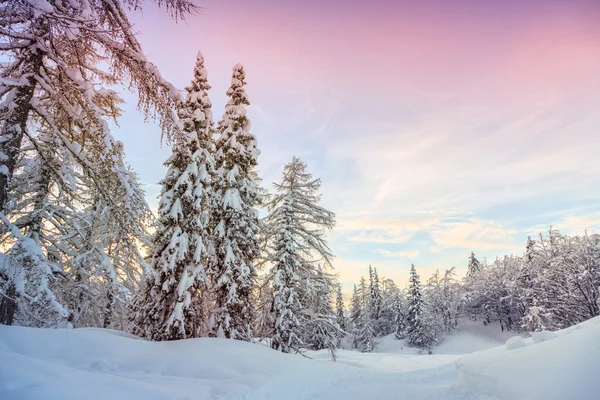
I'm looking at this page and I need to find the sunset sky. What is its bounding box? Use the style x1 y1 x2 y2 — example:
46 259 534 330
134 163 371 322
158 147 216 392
113 0 600 293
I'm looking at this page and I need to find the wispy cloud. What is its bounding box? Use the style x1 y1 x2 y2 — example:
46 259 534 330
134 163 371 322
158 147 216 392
373 249 420 259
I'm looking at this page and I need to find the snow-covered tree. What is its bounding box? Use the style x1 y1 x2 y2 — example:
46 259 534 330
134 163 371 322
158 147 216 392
210 64 260 341
132 54 215 341
350 283 362 348
393 291 407 340
407 264 435 351
336 283 346 333
369 265 382 334
303 271 340 352
263 156 335 351
353 276 376 352
379 278 402 336
425 268 463 335
0 0 195 325
466 252 481 278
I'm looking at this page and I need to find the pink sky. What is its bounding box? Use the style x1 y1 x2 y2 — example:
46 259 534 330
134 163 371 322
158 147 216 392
117 0 600 289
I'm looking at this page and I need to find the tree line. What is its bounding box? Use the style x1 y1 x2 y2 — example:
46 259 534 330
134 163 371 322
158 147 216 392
343 229 600 353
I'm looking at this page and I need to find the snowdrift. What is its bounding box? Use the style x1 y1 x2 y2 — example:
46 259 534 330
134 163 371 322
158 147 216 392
457 316 600 399
1 317 599 400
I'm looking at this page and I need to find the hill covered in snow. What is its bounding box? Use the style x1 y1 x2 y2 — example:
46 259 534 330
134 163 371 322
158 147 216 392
1 317 599 400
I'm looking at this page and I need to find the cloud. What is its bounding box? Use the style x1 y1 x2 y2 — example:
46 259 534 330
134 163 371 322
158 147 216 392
525 213 600 237
373 249 419 259
430 218 519 251
337 215 440 244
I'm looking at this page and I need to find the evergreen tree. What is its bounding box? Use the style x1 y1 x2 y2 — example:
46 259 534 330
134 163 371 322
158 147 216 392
466 252 481 278
336 284 346 332
132 54 215 341
379 278 401 336
369 265 382 334
393 291 407 340
210 64 260 341
353 276 375 352
407 264 435 350
350 283 362 348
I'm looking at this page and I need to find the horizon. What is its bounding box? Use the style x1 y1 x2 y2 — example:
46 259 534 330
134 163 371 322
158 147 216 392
112 0 600 293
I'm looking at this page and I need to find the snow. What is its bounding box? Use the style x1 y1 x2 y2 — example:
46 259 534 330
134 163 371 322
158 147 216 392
1 317 599 400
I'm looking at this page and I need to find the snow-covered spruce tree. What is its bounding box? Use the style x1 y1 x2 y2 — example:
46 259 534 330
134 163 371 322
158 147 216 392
263 156 335 351
369 265 382 334
0 0 195 325
210 64 261 341
133 55 215 341
407 264 434 350
336 283 346 334
350 283 362 348
393 291 407 340
268 193 302 352
353 276 375 352
379 278 400 336
466 252 481 278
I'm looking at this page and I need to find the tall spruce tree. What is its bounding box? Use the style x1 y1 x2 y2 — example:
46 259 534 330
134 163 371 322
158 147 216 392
369 265 382 334
393 291 407 339
350 283 362 349
407 264 434 350
354 276 375 352
210 64 260 341
336 283 346 332
132 54 215 341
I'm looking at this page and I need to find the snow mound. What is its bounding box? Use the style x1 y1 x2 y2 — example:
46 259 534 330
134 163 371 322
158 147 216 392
504 335 526 350
0 325 464 400
457 316 600 400
1 318 599 400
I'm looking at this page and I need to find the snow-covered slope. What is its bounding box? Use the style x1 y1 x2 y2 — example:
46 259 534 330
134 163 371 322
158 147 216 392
457 317 600 400
1 317 599 400
374 320 516 355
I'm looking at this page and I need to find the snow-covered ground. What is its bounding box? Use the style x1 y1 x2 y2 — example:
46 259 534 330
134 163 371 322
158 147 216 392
1 318 599 400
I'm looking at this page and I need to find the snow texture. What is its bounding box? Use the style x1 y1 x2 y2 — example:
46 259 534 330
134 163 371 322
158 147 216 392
1 316 599 400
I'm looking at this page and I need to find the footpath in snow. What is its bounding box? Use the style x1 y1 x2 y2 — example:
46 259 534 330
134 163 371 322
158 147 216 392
1 317 599 400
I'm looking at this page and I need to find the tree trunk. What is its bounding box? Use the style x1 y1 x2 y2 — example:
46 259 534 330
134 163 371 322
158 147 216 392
0 283 18 325
0 49 43 214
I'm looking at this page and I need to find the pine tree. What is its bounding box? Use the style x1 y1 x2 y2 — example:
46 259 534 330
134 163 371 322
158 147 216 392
467 252 481 278
353 276 376 352
132 54 215 341
350 283 362 348
210 64 260 341
269 194 302 352
393 291 407 340
336 284 346 332
369 265 382 334
407 264 434 350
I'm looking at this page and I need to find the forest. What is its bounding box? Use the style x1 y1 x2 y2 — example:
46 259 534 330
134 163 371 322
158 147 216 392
0 0 599 361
